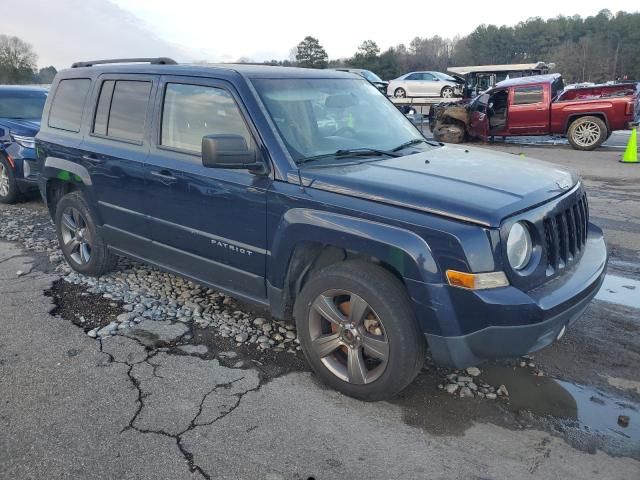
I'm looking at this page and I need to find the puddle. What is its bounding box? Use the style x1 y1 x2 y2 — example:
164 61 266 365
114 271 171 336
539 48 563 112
595 274 640 310
481 365 640 458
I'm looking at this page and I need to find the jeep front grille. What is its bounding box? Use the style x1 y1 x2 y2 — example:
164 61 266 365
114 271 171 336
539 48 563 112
543 193 589 275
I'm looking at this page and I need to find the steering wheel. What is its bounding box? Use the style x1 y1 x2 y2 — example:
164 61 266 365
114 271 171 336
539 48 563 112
332 126 357 137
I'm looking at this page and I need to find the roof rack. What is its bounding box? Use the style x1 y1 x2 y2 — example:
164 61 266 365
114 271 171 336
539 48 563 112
71 57 177 68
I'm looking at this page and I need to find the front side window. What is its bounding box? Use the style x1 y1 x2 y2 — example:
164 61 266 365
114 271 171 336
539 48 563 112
48 79 91 132
252 78 428 163
161 83 252 154
513 85 544 105
422 73 436 81
0 89 47 119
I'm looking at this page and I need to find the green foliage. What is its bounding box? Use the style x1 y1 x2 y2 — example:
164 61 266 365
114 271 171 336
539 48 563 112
295 36 328 69
0 35 38 84
343 10 640 82
35 66 57 84
451 9 640 82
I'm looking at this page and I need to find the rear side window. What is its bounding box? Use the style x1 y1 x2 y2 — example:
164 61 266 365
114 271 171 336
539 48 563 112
513 85 544 105
161 83 253 154
93 80 151 142
48 79 91 132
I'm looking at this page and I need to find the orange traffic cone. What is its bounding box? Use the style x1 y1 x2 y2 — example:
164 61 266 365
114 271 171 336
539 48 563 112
620 128 638 163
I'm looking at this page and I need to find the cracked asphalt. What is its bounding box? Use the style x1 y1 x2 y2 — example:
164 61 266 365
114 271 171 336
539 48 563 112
1 145 640 479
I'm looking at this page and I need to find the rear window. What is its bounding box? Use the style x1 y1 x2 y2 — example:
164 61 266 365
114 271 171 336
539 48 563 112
513 85 544 105
93 80 151 142
0 89 47 119
48 79 91 132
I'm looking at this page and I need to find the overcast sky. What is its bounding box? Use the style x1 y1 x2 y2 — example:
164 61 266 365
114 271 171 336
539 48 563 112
4 0 639 69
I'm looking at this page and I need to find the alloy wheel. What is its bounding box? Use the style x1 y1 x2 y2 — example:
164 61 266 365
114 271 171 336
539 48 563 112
442 87 453 98
394 88 406 98
0 163 9 197
60 207 92 265
308 289 389 385
573 121 601 147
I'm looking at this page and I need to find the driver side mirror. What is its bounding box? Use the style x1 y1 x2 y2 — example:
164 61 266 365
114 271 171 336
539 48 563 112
201 134 264 172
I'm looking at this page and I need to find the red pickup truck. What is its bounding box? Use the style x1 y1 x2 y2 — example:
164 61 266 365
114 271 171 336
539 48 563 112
430 73 639 150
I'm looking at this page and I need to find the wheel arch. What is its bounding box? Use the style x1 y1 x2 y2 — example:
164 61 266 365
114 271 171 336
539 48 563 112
267 208 441 321
564 112 610 134
40 157 94 218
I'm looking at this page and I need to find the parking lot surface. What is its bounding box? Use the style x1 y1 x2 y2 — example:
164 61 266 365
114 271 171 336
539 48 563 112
1 143 639 479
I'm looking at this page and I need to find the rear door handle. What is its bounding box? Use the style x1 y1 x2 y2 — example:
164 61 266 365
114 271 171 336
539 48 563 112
151 169 177 182
82 154 102 164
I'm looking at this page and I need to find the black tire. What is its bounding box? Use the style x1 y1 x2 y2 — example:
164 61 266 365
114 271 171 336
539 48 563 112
394 87 407 98
0 156 20 204
567 116 608 151
294 260 426 401
441 86 454 98
54 191 117 276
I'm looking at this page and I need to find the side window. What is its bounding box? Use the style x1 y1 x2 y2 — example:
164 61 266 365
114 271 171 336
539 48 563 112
513 85 544 105
92 80 151 142
423 73 436 81
405 73 420 81
161 83 253 154
48 78 91 132
93 80 115 136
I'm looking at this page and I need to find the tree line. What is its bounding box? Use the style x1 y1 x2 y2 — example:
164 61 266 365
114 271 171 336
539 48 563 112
286 9 640 83
0 35 57 84
2 9 638 85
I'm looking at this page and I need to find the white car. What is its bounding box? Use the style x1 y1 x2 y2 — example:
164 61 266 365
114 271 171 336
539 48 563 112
387 71 462 98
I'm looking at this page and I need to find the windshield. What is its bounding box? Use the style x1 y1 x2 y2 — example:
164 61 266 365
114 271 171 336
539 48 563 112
434 72 456 82
359 70 383 83
0 90 47 119
252 78 428 163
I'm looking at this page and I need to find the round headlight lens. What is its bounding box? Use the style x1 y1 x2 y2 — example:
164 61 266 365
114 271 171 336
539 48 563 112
507 222 532 271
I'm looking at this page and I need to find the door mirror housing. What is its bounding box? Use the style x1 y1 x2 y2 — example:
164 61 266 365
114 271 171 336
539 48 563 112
201 134 263 171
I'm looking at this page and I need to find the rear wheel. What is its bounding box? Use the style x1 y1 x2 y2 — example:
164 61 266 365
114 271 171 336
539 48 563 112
294 261 425 401
0 157 19 204
394 87 407 98
54 191 117 276
441 86 454 98
567 116 607 151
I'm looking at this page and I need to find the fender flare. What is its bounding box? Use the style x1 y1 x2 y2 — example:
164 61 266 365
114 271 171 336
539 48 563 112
268 208 441 289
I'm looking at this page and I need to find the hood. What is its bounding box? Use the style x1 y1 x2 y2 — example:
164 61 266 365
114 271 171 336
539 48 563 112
0 118 40 137
301 144 578 227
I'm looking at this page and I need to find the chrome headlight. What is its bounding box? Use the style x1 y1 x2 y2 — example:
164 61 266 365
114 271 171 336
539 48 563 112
507 222 532 271
11 134 36 149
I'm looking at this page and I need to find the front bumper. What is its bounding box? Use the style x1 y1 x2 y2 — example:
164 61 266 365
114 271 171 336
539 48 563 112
424 224 607 368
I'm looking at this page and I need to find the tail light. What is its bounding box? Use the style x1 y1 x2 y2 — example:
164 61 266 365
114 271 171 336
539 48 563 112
626 101 635 116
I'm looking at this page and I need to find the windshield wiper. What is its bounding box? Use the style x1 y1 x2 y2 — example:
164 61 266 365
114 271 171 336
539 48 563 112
297 148 400 166
392 138 439 151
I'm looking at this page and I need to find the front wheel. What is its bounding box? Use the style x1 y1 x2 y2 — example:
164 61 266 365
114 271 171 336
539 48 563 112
567 116 607 151
294 261 425 401
441 86 454 98
54 191 117 276
394 87 407 98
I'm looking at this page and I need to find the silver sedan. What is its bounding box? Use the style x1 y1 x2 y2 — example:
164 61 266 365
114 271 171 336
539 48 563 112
387 71 461 98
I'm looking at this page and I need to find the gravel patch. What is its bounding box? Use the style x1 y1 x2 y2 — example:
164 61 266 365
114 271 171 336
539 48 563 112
1 204 300 354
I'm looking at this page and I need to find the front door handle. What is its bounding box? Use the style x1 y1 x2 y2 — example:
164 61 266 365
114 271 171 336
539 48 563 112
151 169 177 182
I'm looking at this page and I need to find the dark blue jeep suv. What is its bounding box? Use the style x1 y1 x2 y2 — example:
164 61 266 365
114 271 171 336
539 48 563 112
36 58 607 400
0 85 48 203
